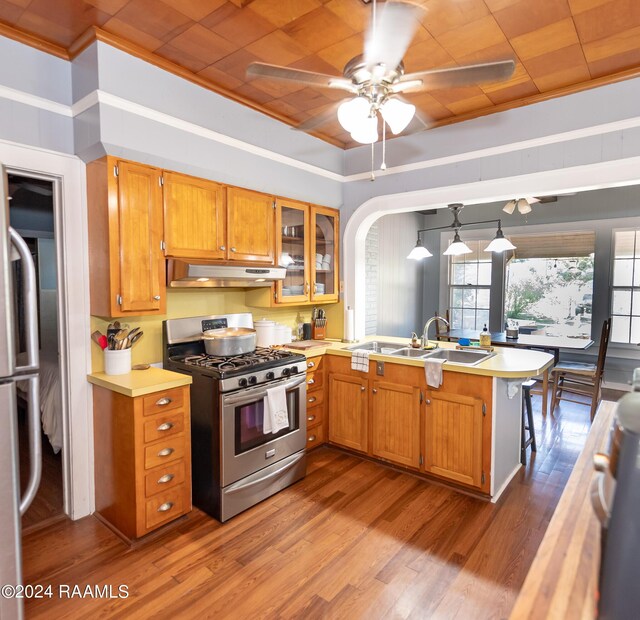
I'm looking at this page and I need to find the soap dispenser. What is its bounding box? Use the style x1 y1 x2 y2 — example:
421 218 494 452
479 324 491 348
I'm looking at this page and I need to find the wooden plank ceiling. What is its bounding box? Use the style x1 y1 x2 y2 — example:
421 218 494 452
1 0 639 148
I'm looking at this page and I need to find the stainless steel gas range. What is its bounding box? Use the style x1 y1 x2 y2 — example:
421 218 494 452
163 313 307 522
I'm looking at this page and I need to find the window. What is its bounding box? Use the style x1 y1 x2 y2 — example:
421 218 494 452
449 240 491 330
611 229 640 344
504 232 594 339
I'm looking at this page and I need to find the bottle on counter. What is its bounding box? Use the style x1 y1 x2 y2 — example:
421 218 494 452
479 324 491 348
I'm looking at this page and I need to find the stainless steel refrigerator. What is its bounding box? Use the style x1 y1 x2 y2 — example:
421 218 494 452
0 167 41 620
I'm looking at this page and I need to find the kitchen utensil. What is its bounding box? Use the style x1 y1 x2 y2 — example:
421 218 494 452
98 335 108 350
91 330 104 346
132 363 150 370
312 318 327 340
254 319 275 347
114 329 129 350
128 331 143 347
302 323 312 340
202 327 257 356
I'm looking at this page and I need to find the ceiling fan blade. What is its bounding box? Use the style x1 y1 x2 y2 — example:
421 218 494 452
246 62 356 92
294 101 344 132
400 60 516 91
364 1 423 75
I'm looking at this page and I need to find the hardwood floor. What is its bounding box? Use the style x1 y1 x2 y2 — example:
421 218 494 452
22 395 615 619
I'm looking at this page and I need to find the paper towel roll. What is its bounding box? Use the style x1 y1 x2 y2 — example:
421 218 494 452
345 306 355 342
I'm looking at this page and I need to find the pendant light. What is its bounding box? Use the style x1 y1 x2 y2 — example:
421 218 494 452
442 230 472 256
484 223 516 253
407 238 432 260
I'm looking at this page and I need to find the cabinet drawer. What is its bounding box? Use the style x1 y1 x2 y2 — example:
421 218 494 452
143 410 185 444
306 404 324 429
305 356 323 371
306 370 323 390
306 424 325 450
142 387 184 416
306 389 324 408
145 485 186 531
144 435 186 470
144 461 187 498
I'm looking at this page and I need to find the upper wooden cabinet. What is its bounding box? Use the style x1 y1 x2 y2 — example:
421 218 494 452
163 171 226 260
310 205 339 303
87 157 166 317
226 187 275 264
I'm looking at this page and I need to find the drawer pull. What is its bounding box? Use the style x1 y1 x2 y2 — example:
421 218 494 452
158 473 174 484
155 397 172 407
308 435 316 442
307 378 315 385
157 422 174 432
153 295 161 300
231 247 237 253
157 502 174 513
308 396 317 403
307 414 316 422
157 447 174 458
307 361 315 368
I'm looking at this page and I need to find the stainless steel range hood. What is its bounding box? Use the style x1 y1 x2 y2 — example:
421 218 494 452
167 260 285 288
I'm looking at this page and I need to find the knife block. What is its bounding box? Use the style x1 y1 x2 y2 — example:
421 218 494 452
312 320 326 340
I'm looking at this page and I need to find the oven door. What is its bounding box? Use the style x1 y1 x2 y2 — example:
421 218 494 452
221 374 307 486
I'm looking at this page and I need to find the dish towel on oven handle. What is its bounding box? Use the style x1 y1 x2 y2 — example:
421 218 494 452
351 349 370 372
263 384 290 434
424 358 445 388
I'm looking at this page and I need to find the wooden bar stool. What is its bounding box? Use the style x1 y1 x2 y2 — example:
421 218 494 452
521 379 537 466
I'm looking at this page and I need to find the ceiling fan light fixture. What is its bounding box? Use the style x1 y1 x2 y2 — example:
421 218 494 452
337 96 371 133
517 197 532 215
350 114 378 144
407 238 432 260
503 199 516 215
443 231 472 256
380 98 416 134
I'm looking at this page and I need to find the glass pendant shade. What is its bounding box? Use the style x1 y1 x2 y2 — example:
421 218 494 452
503 199 516 215
407 239 432 260
517 198 532 214
443 231 472 256
484 227 516 253
337 97 371 133
350 114 378 144
380 98 416 135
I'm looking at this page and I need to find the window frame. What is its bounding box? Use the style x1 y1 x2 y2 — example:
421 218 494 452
610 227 640 344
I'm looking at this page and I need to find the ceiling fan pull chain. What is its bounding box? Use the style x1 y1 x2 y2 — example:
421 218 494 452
370 141 376 182
381 119 387 171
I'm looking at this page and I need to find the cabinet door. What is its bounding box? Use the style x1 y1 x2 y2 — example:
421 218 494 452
328 373 368 453
117 161 165 313
275 198 310 304
372 381 421 469
163 172 225 259
424 392 483 488
310 206 339 302
226 187 275 263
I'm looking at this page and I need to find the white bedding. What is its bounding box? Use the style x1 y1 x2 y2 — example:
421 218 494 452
16 351 63 454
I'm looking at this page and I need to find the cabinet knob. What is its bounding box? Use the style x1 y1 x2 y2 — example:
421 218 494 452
425 399 431 405
305 281 310 294
372 388 378 394
157 502 174 513
156 397 172 407
360 386 365 392
308 396 317 403
307 414 316 422
231 247 237 252
220 245 226 251
157 447 174 458
308 435 316 442
157 422 174 432
307 361 315 368
157 473 174 484
308 378 315 385
154 295 161 300
313 282 317 294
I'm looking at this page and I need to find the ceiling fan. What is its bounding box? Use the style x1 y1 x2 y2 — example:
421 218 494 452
246 0 515 145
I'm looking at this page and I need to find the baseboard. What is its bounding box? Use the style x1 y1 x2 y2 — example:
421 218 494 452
491 464 521 503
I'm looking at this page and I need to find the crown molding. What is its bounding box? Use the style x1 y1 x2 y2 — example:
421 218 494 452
0 21 68 59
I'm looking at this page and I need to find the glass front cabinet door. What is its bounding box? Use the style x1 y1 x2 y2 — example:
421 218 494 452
310 205 339 303
275 198 310 304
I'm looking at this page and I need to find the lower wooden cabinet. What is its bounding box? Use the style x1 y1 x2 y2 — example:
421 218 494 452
371 381 421 469
424 391 484 488
93 384 192 541
305 355 326 451
328 372 368 453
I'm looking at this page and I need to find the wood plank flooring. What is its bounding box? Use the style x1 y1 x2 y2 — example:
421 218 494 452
22 395 614 619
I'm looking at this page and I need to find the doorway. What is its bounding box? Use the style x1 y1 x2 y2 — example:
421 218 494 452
9 174 65 530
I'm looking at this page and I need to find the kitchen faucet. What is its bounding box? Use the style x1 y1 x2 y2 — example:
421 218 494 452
421 316 449 349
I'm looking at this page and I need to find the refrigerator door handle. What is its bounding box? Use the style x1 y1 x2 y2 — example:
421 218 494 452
10 227 39 374
19 374 41 515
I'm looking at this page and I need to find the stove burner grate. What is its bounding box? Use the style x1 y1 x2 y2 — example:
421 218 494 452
178 347 296 371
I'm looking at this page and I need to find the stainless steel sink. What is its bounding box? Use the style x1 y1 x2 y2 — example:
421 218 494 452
422 349 494 366
346 341 404 354
388 348 432 358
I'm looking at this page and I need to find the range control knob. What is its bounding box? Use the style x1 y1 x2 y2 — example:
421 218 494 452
290 366 299 375
266 371 275 380
238 378 248 388
248 375 257 385
281 367 291 377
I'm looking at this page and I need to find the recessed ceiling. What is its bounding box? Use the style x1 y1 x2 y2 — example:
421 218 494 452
2 0 640 148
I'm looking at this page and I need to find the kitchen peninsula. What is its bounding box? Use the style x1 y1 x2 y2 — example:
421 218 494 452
298 337 554 500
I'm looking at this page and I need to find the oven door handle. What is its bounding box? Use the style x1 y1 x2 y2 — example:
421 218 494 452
223 375 306 405
224 452 305 495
